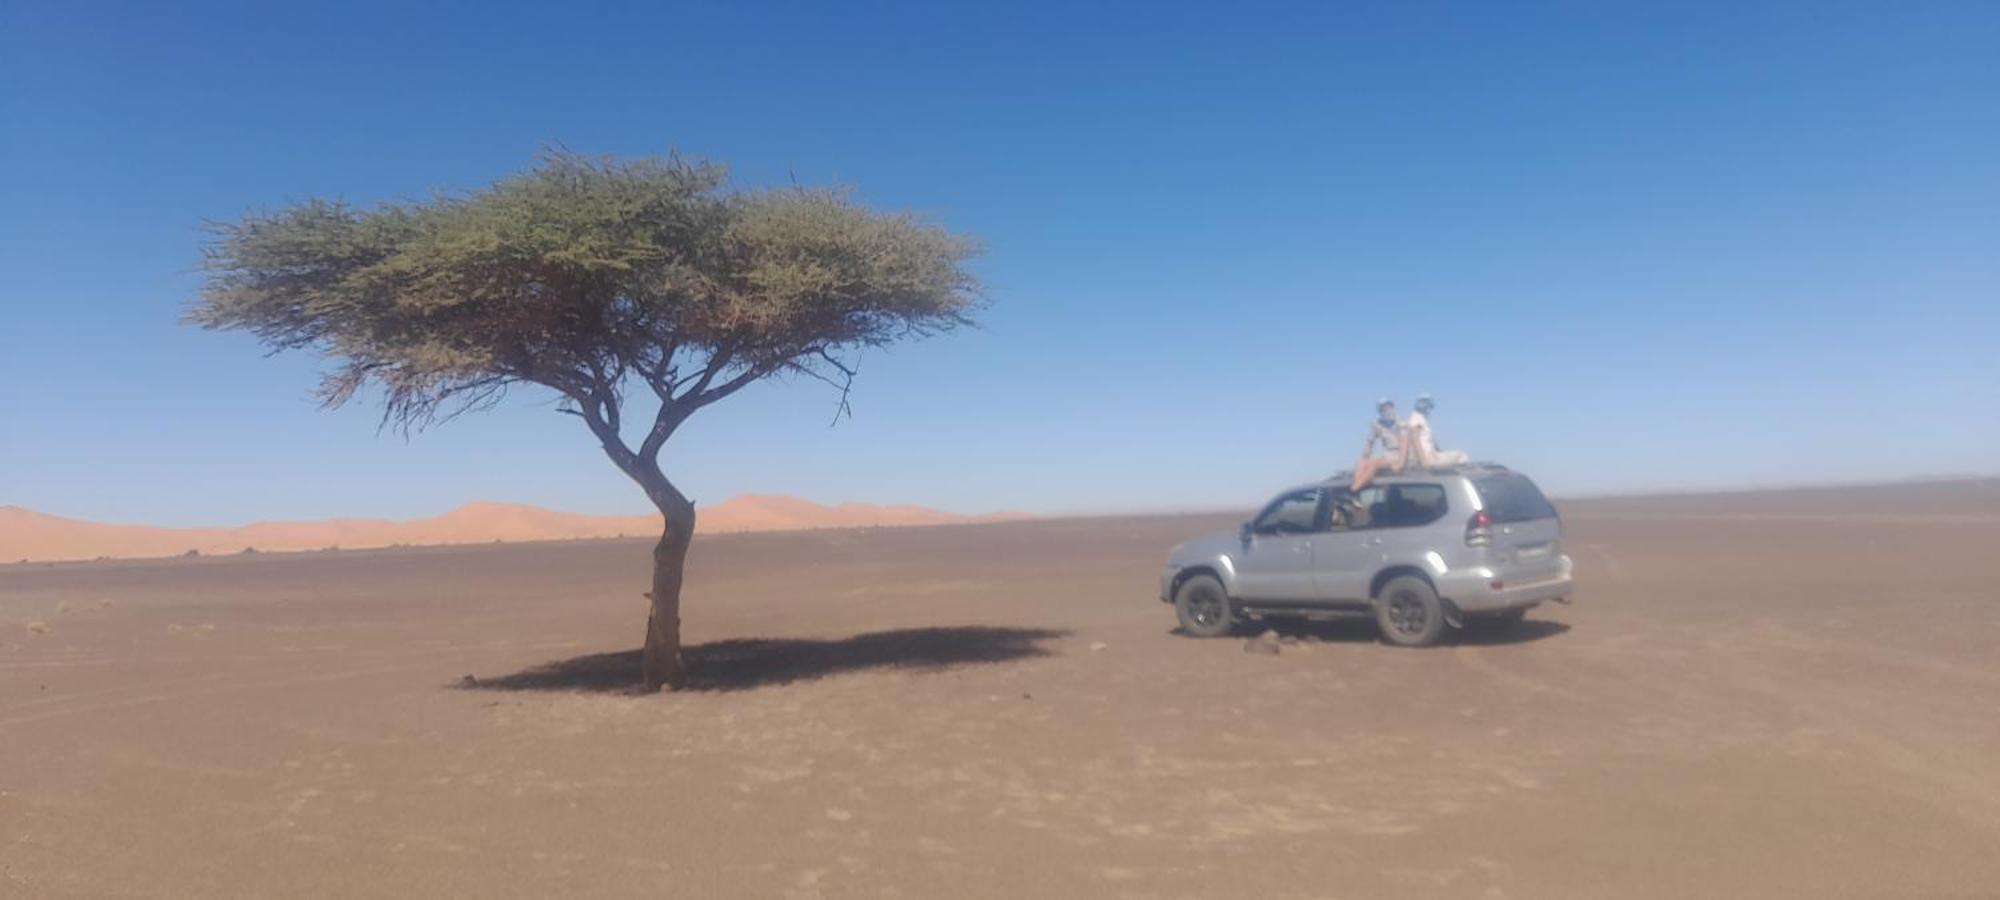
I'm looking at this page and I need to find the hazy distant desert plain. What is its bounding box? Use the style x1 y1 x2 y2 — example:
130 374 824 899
0 495 1021 564
3 479 1999 898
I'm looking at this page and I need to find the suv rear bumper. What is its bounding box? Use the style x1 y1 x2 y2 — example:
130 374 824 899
1439 555 1574 613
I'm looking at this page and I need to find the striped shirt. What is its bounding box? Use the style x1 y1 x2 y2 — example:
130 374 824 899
1366 419 1401 459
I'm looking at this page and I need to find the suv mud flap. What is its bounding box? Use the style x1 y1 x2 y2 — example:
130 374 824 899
1440 599 1465 629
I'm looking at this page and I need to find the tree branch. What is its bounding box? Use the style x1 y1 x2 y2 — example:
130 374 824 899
576 398 624 456
635 339 683 401
689 357 783 411
636 403 688 462
673 340 739 405
800 348 857 426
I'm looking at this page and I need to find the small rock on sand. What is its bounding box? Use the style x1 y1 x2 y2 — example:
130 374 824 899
1243 629 1282 655
460 675 479 687
25 621 49 635
1089 641 1108 651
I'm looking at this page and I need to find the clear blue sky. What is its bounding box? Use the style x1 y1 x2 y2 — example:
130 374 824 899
2 1 1995 526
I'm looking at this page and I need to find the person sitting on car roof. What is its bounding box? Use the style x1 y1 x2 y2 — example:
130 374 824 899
1349 397 1407 491
1405 393 1470 468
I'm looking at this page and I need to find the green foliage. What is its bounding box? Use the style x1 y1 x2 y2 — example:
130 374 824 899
191 151 981 485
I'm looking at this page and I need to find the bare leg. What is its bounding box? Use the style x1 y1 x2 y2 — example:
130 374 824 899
1350 457 1376 491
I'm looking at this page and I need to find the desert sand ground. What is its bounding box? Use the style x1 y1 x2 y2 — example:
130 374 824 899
3 480 1998 898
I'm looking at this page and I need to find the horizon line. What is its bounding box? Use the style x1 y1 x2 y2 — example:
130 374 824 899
6 470 1995 532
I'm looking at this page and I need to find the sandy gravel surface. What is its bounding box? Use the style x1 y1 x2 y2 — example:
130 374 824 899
4 481 1998 898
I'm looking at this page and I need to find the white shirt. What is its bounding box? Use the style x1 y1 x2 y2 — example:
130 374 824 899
1405 410 1438 455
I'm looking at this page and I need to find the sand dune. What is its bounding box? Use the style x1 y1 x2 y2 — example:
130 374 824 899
0 495 1018 563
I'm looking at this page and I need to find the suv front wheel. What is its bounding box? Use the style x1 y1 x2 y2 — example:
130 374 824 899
1375 575 1447 647
1173 574 1236 638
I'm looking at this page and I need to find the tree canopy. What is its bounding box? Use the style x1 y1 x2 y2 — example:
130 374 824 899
192 151 981 495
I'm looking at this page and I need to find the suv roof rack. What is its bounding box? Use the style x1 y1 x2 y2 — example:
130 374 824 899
1410 460 1509 474
1317 461 1510 486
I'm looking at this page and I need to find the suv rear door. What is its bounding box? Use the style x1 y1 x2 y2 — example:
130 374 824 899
1472 472 1564 583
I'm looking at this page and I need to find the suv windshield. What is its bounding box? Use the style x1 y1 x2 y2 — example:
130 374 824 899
1473 472 1557 523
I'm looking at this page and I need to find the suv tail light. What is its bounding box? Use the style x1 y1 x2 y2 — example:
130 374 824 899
1465 510 1492 547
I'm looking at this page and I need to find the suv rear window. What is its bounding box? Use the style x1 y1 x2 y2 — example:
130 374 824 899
1346 483 1449 529
1474 473 1558 523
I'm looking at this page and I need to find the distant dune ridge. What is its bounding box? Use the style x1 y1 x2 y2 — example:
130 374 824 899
0 495 1022 563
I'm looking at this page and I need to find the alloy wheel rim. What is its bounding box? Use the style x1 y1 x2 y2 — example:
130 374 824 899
1389 590 1426 634
1189 588 1223 627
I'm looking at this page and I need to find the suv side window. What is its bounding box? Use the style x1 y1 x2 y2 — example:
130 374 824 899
1324 489 1358 530
1252 489 1324 535
1350 483 1449 529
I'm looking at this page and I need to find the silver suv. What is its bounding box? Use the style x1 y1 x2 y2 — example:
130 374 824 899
1160 464 1573 646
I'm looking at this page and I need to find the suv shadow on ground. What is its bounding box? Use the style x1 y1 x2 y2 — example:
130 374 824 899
1173 617 1570 647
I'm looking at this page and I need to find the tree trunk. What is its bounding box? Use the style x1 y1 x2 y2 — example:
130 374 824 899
640 498 696 692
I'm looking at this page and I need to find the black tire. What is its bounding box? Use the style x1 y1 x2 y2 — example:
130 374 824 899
1374 575 1447 647
1173 574 1236 638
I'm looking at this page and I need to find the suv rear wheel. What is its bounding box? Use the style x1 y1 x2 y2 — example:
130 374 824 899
1375 575 1447 647
1173 574 1236 638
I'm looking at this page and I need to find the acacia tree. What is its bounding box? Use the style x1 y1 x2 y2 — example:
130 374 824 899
191 152 980 691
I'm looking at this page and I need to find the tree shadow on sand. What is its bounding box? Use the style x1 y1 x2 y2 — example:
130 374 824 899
461 626 1070 694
